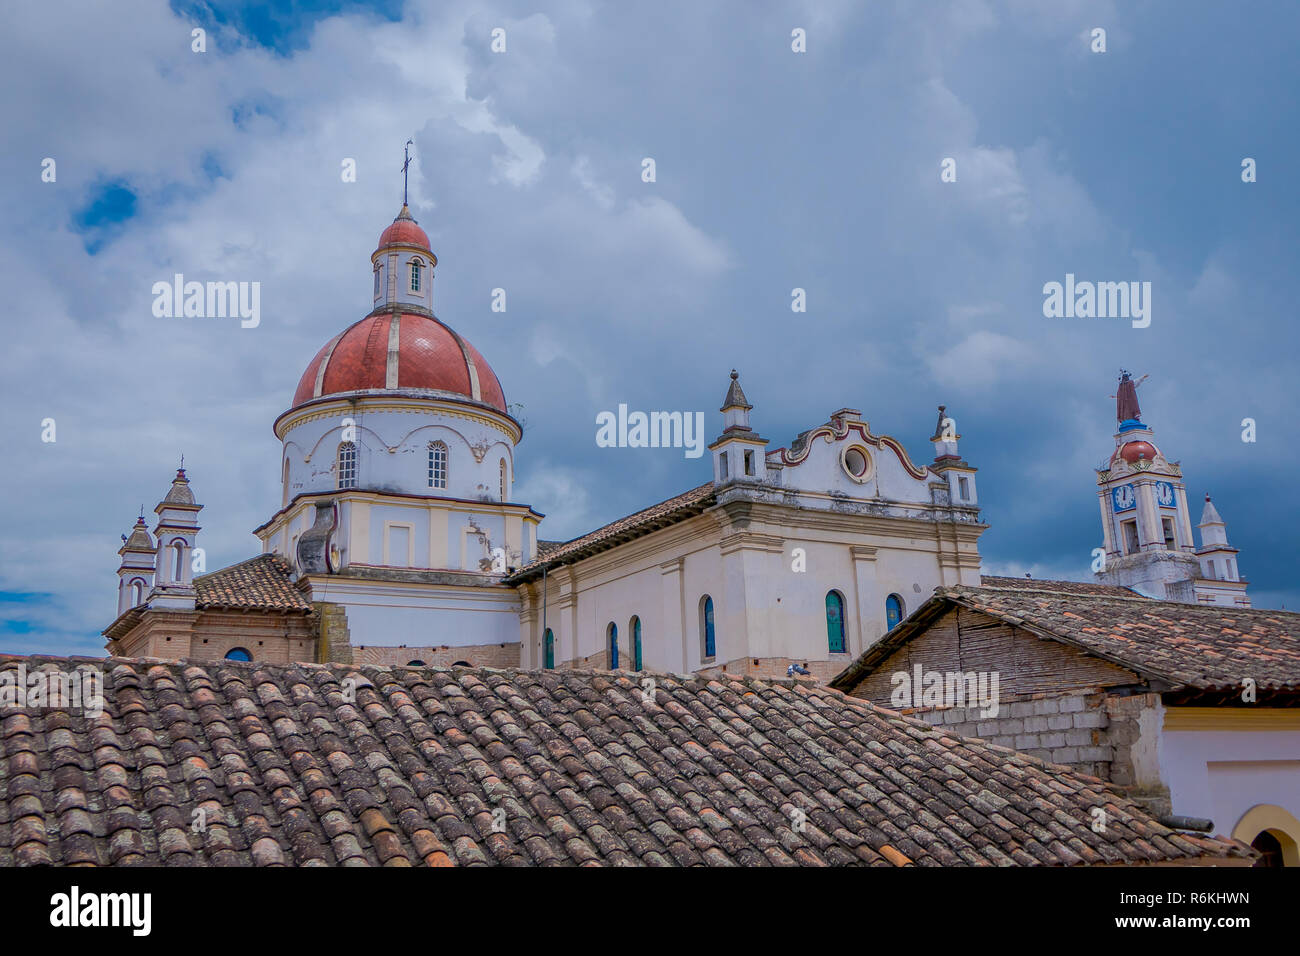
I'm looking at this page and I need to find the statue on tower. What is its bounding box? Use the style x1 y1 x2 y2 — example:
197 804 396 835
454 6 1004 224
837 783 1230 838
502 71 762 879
1112 370 1148 425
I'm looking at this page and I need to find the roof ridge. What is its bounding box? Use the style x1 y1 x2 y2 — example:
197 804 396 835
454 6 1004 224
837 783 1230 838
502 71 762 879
0 654 848 693
952 584 1153 601
507 482 715 579
193 552 279 583
956 583 1300 616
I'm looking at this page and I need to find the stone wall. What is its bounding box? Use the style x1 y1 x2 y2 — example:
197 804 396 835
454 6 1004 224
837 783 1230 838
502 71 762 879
864 687 1169 812
913 690 1113 779
314 602 353 664
841 605 1171 801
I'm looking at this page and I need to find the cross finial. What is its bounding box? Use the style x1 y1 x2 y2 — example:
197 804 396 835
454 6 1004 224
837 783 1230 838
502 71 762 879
402 140 414 206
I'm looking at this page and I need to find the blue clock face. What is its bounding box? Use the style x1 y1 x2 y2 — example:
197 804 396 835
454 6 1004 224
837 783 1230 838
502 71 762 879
1112 484 1136 512
1156 481 1175 507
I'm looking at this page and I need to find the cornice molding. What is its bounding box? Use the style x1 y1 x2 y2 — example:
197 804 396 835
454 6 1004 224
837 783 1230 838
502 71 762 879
718 531 785 556
275 394 521 444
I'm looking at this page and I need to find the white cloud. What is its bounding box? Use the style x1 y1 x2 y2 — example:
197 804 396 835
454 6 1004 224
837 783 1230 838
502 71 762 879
923 330 1038 389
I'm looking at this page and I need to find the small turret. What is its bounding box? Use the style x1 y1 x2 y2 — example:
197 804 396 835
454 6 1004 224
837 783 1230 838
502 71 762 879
1197 494 1240 582
115 513 156 616
928 404 977 506
150 466 203 610
709 370 769 485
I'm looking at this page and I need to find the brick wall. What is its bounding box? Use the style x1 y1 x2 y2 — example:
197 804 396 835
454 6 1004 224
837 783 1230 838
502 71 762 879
352 642 520 669
850 607 1138 702
188 611 318 664
121 610 317 664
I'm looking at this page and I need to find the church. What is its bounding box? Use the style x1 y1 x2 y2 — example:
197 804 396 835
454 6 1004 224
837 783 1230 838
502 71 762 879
103 201 1248 675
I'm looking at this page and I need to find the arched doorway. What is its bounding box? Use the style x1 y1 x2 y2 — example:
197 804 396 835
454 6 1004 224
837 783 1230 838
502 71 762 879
1252 831 1285 868
1231 804 1300 867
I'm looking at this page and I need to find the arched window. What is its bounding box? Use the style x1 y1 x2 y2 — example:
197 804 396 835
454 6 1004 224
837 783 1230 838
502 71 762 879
826 591 847 653
499 458 508 500
607 622 619 669
337 441 357 489
428 441 448 489
886 594 904 631
406 659 426 666
130 579 145 606
225 647 252 662
171 539 186 582
374 264 381 297
409 258 423 293
543 628 554 669
631 616 643 671
699 596 715 660
451 660 471 667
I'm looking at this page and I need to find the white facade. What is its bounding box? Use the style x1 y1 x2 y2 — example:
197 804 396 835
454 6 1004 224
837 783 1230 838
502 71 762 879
1157 707 1300 856
516 395 985 677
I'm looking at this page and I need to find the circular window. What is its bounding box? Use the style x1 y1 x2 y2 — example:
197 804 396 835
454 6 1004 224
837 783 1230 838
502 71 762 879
841 445 873 482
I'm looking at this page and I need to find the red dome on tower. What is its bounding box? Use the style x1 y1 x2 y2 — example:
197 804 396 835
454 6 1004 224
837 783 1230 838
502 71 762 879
291 312 506 412
1115 440 1158 464
376 203 430 252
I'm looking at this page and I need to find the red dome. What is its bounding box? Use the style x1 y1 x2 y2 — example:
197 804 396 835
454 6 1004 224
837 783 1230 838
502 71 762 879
377 217 429 251
291 312 506 412
1116 440 1158 464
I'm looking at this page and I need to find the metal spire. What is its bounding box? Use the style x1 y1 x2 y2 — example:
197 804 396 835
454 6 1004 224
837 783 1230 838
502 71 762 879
402 139 414 206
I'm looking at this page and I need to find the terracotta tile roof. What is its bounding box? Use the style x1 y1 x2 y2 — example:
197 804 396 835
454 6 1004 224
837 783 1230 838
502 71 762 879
194 554 312 613
0 656 1248 866
979 575 1142 597
507 483 715 582
832 584 1300 696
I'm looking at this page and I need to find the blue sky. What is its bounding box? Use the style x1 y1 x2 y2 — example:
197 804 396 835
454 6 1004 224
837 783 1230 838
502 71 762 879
2 0 1297 656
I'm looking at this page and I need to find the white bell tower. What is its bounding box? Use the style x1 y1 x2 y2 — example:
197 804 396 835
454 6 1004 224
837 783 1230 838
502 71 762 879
149 467 203 611
115 513 156 616
1192 494 1250 607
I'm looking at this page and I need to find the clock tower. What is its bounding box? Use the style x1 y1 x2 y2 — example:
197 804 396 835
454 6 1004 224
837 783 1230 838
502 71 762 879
1093 372 1250 605
1094 372 1200 598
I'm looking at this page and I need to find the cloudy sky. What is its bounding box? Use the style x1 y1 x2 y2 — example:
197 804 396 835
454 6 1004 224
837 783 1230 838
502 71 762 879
3 0 1297 656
